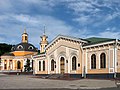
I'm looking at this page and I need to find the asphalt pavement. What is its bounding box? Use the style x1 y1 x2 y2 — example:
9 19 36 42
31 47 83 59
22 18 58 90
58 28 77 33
0 74 119 90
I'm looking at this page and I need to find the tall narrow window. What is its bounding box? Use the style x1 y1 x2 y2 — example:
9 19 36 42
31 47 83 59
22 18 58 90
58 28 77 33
39 61 41 71
91 54 96 69
17 61 21 69
4 60 7 69
25 36 27 40
9 60 12 70
72 56 77 70
100 53 106 68
51 59 54 71
43 61 45 71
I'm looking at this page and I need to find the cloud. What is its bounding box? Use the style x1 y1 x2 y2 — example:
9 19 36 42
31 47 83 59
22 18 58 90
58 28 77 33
0 13 76 49
68 1 96 13
21 0 55 11
0 0 56 15
99 31 120 39
0 0 120 49
98 27 120 39
64 0 120 26
0 0 12 12
0 12 92 49
0 36 6 43
12 14 40 27
73 15 94 25
85 27 120 39
105 12 120 21
0 15 9 21
25 15 75 46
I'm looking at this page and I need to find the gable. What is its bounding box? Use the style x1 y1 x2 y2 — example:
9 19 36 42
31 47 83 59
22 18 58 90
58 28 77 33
46 35 88 51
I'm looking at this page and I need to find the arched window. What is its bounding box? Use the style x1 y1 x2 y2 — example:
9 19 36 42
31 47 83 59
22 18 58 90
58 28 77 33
39 61 41 71
43 61 45 71
72 56 77 70
100 53 106 68
91 54 96 69
17 61 21 69
25 36 27 40
28 46 33 50
51 59 54 71
11 47 15 51
17 45 23 49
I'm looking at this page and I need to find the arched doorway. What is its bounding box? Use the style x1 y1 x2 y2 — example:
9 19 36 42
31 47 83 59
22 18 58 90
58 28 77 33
17 61 21 69
60 57 65 74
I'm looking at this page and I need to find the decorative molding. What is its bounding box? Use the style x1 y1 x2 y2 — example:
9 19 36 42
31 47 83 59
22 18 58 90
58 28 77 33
47 45 79 56
33 54 46 59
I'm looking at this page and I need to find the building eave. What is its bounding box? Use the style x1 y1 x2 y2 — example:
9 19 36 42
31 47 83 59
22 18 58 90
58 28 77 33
83 40 115 48
32 53 46 59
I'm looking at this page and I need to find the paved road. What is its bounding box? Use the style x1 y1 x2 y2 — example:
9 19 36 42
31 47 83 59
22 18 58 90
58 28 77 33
0 74 118 89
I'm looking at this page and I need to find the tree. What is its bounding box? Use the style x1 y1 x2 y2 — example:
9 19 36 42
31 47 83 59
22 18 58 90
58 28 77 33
24 59 32 72
0 43 13 56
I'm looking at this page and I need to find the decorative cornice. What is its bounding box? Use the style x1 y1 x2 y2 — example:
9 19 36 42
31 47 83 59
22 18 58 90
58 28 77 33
33 54 46 59
83 41 115 49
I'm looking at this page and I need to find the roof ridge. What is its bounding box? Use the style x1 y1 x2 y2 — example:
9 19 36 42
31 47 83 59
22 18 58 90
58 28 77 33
86 37 114 40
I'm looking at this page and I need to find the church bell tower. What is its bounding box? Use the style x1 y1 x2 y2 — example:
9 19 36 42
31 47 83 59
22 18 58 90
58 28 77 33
22 29 28 43
40 27 48 53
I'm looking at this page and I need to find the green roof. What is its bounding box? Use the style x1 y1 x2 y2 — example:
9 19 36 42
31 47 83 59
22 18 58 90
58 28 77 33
85 37 115 45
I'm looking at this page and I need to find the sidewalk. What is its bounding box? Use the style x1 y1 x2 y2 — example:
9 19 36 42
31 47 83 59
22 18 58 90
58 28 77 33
0 73 7 76
0 75 117 89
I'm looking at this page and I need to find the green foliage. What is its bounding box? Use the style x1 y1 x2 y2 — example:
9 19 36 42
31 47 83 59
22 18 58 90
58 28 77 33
0 58 1 64
24 59 32 72
0 43 13 56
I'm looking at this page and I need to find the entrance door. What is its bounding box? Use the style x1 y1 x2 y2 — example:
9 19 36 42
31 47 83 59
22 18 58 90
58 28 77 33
60 57 65 74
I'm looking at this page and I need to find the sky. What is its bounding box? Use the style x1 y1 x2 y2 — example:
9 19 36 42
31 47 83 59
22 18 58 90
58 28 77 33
0 0 120 49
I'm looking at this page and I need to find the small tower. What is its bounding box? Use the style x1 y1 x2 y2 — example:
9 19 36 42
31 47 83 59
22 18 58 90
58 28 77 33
22 29 28 43
40 27 48 53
